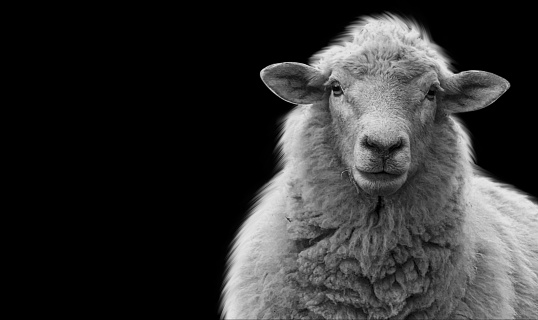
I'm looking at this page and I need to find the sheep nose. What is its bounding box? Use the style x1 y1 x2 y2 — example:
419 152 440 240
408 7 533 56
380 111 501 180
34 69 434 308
362 135 404 156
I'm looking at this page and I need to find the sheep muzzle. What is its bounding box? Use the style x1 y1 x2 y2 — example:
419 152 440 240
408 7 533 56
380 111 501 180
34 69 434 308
352 127 411 197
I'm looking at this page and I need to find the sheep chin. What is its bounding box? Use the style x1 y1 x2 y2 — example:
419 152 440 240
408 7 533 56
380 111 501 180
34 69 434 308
353 169 408 197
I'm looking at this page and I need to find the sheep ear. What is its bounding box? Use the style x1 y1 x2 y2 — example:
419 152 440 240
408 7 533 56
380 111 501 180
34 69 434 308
440 71 510 113
260 62 328 104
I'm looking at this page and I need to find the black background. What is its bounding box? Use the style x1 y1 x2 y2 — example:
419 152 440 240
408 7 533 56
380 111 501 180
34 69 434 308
13 3 537 318
197 4 538 318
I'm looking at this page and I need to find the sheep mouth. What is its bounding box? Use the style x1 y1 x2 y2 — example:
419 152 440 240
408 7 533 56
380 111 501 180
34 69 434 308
359 171 402 180
353 169 408 196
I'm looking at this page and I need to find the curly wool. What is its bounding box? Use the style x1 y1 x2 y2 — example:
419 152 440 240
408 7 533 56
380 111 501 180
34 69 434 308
274 105 472 319
222 14 538 320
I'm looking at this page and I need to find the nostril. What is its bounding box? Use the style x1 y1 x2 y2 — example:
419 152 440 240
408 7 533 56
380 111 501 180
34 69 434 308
362 135 404 154
388 138 403 153
364 136 376 149
363 136 383 152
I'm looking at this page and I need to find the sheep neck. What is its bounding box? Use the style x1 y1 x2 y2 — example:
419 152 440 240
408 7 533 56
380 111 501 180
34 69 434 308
281 108 472 319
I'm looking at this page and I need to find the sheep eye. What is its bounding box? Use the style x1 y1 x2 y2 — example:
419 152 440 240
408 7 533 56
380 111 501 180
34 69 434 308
331 82 343 96
426 88 436 101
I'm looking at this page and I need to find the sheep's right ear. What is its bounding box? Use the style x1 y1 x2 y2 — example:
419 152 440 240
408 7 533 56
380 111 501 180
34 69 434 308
260 62 328 104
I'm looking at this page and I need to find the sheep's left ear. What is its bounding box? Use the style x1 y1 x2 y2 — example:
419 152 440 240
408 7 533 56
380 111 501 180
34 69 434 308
440 70 510 113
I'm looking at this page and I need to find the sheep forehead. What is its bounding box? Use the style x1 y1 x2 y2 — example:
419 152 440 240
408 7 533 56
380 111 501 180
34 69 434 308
311 14 453 78
347 77 421 111
332 69 433 119
333 65 436 98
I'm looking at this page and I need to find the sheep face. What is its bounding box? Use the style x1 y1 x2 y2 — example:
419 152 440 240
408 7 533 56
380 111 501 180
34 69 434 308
327 68 442 196
261 62 509 197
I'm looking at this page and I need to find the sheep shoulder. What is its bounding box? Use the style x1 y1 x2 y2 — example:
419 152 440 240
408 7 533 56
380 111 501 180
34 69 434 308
461 174 538 319
222 107 321 319
221 171 295 319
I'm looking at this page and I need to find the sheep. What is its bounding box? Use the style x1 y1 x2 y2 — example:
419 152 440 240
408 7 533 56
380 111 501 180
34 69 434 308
221 14 538 319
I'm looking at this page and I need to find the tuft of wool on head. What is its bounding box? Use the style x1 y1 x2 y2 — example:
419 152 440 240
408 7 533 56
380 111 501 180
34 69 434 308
310 14 455 80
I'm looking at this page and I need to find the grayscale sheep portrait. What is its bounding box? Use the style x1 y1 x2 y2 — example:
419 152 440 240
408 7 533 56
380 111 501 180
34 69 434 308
221 14 538 319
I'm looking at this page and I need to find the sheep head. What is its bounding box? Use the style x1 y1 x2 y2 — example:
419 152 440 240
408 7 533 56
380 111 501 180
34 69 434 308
261 63 508 197
260 15 509 198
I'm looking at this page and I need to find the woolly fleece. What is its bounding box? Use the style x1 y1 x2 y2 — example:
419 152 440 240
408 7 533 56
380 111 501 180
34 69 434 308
221 14 538 319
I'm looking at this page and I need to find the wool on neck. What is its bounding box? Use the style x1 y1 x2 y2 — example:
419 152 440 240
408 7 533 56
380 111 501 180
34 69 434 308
276 102 475 319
